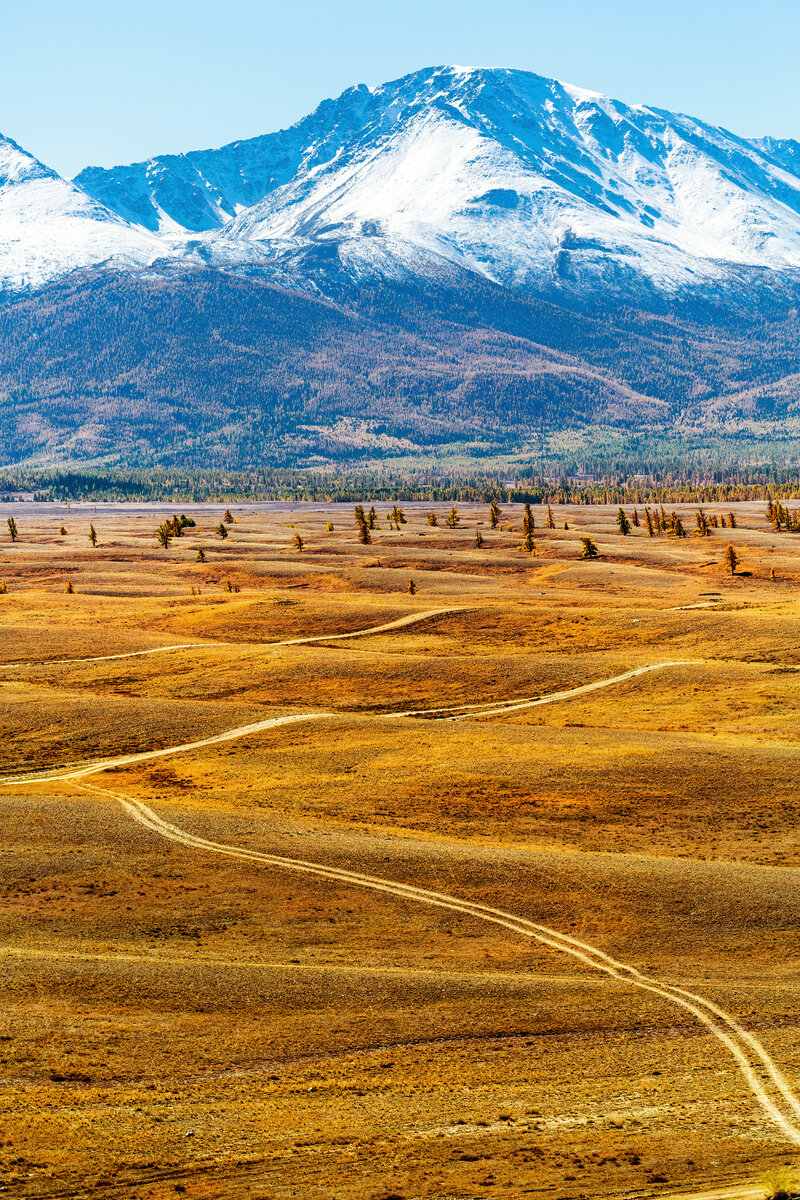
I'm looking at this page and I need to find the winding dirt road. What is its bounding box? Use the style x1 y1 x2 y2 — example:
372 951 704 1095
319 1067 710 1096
0 607 462 671
4 612 800 1152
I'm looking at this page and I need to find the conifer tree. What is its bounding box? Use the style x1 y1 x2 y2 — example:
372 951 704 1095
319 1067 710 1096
216 523 228 539
580 537 600 559
728 511 737 529
475 529 483 547
545 505 555 529
6 516 18 543
426 513 439 527
674 517 687 538
368 505 378 529
522 503 536 537
644 508 654 537
489 500 502 529
723 544 740 575
223 509 234 525
407 578 417 595
292 533 304 551
358 521 372 545
631 508 640 527
65 581 74 594
0 580 8 594
59 526 67 536
695 509 711 537
325 520 334 531
616 508 631 535
196 548 206 562
157 522 172 548
446 506 460 528
522 530 537 554
89 524 98 547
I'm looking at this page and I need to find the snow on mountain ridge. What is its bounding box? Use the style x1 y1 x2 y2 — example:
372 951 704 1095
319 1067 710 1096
0 132 163 294
6 66 800 299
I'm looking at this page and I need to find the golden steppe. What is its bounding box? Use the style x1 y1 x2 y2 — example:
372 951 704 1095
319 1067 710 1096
1 499 800 1200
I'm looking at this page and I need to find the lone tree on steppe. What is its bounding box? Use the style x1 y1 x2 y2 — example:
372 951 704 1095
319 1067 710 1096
407 578 417 595
616 508 631 535
216 522 229 539
695 508 711 537
223 509 234 525
89 524 98 547
292 533 304 551
196 547 206 562
354 504 371 545
426 512 439 527
545 505 555 529
65 581 75 594
728 511 737 529
59 525 67 536
0 580 8 594
475 529 483 548
446 506 460 528
723 544 741 575
157 522 172 549
522 503 535 537
489 500 502 529
580 536 600 559
7 517 18 543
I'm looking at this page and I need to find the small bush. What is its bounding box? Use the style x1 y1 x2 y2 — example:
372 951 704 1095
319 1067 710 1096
762 1166 800 1199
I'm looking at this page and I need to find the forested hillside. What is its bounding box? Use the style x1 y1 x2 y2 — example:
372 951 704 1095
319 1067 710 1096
1 266 799 470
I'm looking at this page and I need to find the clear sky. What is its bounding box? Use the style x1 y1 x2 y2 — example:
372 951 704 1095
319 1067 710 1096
3 0 800 177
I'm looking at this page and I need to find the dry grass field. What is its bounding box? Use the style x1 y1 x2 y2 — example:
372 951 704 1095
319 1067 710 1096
1 498 799 1200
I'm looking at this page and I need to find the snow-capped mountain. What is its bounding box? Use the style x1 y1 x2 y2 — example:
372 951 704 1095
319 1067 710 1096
6 66 800 301
71 66 800 299
0 133 162 294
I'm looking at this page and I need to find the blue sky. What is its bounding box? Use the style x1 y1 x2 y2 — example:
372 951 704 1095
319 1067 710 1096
4 0 800 176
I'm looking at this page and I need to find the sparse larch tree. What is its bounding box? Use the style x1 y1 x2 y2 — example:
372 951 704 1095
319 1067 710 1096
7 516 18 543
292 533 304 551
580 536 600 559
407 578 417 595
216 523 229 539
426 513 439 527
59 525 67 536
368 505 378 530
695 509 711 537
616 508 631 535
0 580 8 594
631 508 640 528
89 524 98 547
196 547 206 562
223 509 234 525
728 511 737 529
522 503 536 537
475 529 484 547
325 520 334 532
545 505 555 530
644 508 654 537
723 544 741 575
522 530 537 555
65 581 75 594
157 522 172 549
489 500 502 529
446 506 460 528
